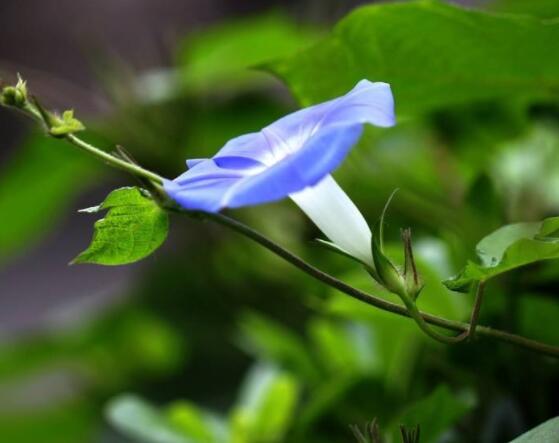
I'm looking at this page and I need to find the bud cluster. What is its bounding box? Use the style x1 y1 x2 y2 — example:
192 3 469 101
1 75 28 108
1 75 85 137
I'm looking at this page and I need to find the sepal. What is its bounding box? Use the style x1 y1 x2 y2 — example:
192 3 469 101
370 191 423 300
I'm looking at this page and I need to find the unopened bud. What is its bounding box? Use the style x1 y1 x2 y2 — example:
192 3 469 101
1 75 28 108
369 191 423 301
371 229 406 297
402 228 424 300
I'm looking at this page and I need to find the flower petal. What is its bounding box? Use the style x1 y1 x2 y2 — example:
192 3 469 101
164 176 240 212
224 124 363 208
322 80 395 128
166 79 395 213
214 132 275 166
164 159 249 211
255 80 394 160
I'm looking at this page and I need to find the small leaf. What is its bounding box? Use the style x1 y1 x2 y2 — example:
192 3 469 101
445 217 559 292
73 187 169 265
106 395 189 443
49 109 86 136
509 417 559 442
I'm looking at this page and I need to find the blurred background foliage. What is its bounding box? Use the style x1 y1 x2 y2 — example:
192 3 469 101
0 0 558 442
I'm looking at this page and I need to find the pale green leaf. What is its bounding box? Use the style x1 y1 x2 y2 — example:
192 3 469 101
230 364 299 443
167 401 228 443
106 395 189 443
445 217 559 291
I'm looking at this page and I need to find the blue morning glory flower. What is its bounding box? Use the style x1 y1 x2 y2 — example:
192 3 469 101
165 80 395 263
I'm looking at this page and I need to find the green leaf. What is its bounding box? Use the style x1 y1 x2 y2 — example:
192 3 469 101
269 1 559 115
0 308 183 387
518 294 559 344
510 417 559 442
390 385 475 443
73 187 168 265
230 364 299 443
491 0 559 19
0 133 98 262
106 395 190 443
49 109 86 136
445 217 559 291
167 401 227 443
177 13 318 94
0 400 96 443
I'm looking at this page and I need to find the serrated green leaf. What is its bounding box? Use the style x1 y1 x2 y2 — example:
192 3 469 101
445 217 559 291
73 187 168 265
106 395 190 443
509 417 559 442
269 1 559 115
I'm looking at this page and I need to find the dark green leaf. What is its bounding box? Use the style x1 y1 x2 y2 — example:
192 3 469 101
73 187 168 265
269 1 559 115
510 417 559 442
445 217 559 291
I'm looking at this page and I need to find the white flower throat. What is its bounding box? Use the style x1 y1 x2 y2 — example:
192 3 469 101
290 175 373 264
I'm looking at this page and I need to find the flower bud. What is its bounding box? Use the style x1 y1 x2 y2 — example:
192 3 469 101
401 228 424 300
371 227 406 297
1 76 27 108
369 191 423 300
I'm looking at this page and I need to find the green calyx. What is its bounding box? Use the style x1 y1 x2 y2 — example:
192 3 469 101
370 191 423 301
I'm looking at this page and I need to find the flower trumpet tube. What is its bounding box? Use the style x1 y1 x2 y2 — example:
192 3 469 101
164 80 395 264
